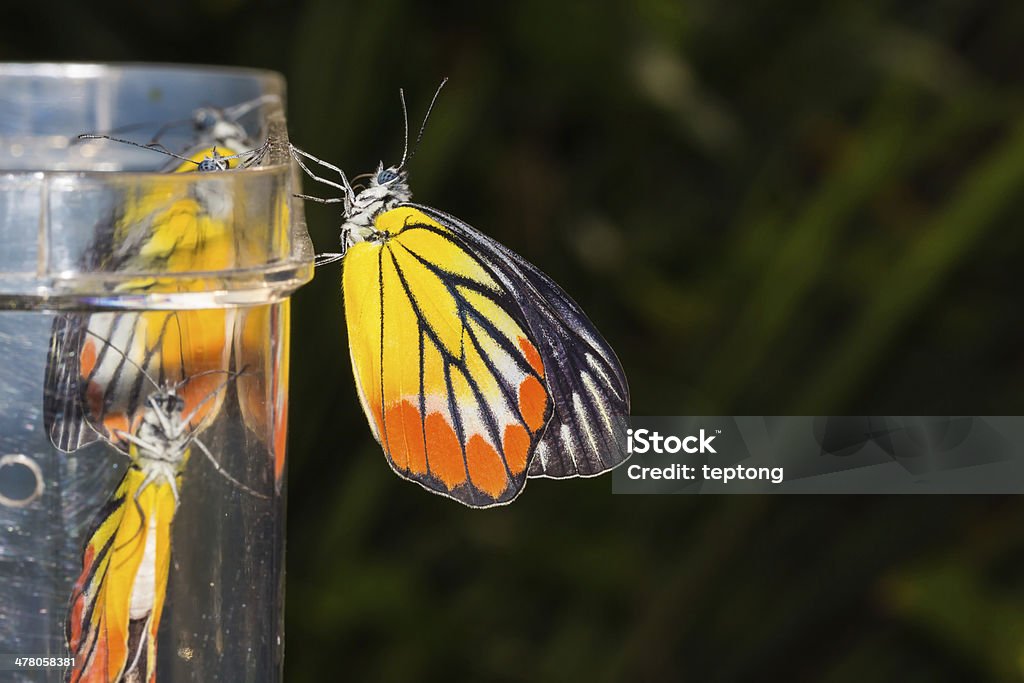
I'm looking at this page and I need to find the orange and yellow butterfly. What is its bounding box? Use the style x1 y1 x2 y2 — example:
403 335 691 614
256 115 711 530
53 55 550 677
74 105 287 479
63 352 251 683
44 138 267 454
48 94 280 446
293 81 630 507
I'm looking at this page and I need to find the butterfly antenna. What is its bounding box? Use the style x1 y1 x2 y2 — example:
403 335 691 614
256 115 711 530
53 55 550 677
223 94 281 122
175 364 256 431
172 312 187 385
78 134 199 167
398 88 411 168
71 119 171 145
401 77 448 170
174 365 250 390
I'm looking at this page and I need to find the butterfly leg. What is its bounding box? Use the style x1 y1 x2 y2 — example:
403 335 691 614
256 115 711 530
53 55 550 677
223 94 281 121
294 193 345 204
314 253 345 267
115 430 165 458
193 437 269 500
289 145 354 198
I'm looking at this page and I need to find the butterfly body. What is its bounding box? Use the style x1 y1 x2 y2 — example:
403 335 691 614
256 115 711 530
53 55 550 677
332 164 412 253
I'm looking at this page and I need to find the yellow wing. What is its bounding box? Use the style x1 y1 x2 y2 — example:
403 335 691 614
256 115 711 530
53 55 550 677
234 300 291 489
343 207 551 507
67 463 180 683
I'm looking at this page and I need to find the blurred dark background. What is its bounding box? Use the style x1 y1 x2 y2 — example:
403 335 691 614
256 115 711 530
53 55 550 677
8 1 1024 680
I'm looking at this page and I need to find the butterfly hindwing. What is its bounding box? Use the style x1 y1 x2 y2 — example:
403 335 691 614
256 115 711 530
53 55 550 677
45 315 99 452
409 204 631 479
344 207 553 506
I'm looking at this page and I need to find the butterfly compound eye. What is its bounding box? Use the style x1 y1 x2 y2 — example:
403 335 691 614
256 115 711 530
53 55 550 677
377 169 399 184
193 109 218 130
198 158 224 172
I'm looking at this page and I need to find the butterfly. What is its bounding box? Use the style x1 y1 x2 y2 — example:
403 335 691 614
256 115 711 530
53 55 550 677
292 80 630 507
49 104 283 465
44 139 268 454
79 94 279 171
62 330 261 683
155 94 280 161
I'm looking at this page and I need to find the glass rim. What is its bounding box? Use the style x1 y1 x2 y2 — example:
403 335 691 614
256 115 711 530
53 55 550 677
0 61 285 84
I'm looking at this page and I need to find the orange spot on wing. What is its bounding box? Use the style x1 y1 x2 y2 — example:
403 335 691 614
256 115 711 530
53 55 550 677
80 339 98 378
95 633 113 683
384 400 426 474
518 337 544 377
85 381 104 418
179 376 224 429
466 435 508 499
502 424 531 475
103 413 131 444
518 376 548 433
68 590 85 649
424 412 466 489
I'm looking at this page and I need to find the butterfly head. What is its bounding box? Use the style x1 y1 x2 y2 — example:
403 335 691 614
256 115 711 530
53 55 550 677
195 94 278 149
193 106 250 151
360 161 411 206
196 148 231 173
293 79 448 254
338 161 411 247
132 386 192 463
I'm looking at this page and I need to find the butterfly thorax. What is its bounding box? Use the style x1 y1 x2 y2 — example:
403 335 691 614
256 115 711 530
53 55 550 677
193 108 250 152
341 165 411 250
133 391 191 472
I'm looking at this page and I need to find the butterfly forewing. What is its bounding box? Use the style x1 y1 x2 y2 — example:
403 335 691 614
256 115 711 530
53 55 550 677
45 316 98 452
344 207 552 506
410 204 631 479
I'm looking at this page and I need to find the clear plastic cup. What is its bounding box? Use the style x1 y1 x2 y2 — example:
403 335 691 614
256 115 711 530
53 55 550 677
0 63 311 682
